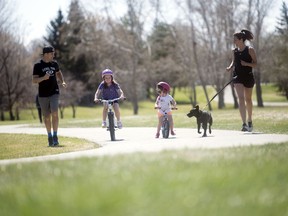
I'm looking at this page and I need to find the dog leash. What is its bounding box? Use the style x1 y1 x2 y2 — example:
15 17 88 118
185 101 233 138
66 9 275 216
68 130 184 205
203 76 237 110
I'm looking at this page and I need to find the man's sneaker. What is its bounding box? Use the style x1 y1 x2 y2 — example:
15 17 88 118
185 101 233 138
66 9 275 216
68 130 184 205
241 123 248 132
53 135 59 146
248 121 253 132
101 121 107 128
155 133 160 138
48 136 54 147
117 121 123 129
171 130 176 136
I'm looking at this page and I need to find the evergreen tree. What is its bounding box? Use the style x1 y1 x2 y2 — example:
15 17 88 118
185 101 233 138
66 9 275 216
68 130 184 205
147 22 181 95
44 9 67 63
275 2 288 99
64 0 89 82
277 2 288 35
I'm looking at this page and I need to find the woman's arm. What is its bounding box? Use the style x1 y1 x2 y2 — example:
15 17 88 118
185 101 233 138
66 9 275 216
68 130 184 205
226 50 234 72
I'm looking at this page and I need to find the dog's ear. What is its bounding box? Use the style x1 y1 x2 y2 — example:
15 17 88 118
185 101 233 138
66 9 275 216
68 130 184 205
195 105 199 110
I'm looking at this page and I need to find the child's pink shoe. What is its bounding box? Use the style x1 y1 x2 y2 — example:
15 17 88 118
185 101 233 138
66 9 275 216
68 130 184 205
155 133 160 138
171 130 176 136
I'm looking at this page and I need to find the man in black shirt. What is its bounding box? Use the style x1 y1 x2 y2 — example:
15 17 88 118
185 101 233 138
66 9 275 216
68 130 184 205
32 46 67 147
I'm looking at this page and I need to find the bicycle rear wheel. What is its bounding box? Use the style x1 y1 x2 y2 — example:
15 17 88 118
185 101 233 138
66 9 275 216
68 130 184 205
108 112 116 141
162 119 170 138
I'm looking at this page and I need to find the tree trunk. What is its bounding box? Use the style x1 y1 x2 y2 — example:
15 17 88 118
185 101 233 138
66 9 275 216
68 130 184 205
133 100 138 115
60 107 64 119
72 104 76 118
189 83 197 107
1 110 5 121
15 107 20 120
254 70 264 107
9 109 15 121
218 90 225 109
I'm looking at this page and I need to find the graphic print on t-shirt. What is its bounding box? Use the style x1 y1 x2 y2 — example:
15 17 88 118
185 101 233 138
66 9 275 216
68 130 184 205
43 67 56 76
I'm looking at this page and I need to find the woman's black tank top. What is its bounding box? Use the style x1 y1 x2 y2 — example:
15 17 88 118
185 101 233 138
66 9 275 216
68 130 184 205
233 46 252 78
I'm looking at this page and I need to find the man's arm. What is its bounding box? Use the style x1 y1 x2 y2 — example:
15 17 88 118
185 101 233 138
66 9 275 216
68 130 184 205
32 74 50 84
56 70 67 88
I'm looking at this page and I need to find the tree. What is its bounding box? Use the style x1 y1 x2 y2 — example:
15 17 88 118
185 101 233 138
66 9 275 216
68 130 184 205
44 9 67 63
0 33 31 120
173 0 237 110
273 1 288 99
251 0 274 107
147 22 182 99
63 0 91 83
102 0 147 114
0 0 32 121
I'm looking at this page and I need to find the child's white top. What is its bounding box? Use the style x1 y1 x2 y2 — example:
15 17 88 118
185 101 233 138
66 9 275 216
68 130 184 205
156 94 174 113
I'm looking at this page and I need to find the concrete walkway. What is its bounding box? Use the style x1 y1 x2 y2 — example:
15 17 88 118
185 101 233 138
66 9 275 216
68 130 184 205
1 124 288 165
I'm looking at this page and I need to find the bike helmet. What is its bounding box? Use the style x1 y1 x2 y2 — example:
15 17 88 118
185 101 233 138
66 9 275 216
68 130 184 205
101 69 113 79
156 81 170 93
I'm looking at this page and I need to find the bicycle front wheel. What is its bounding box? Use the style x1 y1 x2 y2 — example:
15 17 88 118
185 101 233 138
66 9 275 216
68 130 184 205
162 119 170 138
108 112 116 141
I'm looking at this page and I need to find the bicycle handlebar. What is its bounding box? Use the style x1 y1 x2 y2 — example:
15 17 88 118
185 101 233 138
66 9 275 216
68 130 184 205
154 107 178 110
97 97 126 103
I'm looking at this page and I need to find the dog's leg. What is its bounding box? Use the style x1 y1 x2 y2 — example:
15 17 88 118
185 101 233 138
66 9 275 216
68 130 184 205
202 123 207 137
209 117 213 134
197 123 201 134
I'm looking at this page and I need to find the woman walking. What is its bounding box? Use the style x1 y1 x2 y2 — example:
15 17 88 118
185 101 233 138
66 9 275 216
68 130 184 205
226 29 257 132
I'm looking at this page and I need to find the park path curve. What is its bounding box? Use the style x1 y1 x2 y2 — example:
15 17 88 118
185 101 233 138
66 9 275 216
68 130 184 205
0 124 288 165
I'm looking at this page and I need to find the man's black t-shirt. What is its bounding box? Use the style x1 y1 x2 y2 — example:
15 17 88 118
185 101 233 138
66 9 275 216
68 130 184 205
33 60 60 97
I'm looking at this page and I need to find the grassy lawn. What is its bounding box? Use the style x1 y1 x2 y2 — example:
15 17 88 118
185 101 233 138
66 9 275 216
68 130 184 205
0 134 99 160
0 144 288 216
0 83 287 215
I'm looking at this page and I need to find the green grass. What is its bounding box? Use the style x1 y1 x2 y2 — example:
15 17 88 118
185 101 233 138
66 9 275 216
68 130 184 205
0 144 288 216
0 134 99 160
259 83 287 102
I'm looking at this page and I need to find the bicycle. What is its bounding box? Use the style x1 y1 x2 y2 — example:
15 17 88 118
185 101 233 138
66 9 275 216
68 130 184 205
97 97 125 141
155 107 177 138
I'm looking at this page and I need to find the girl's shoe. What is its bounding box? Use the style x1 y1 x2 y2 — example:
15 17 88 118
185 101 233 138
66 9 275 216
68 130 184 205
101 121 107 128
117 121 123 129
155 133 160 138
171 130 176 136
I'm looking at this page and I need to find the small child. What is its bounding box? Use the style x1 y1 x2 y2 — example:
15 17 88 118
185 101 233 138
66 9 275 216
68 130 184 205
94 69 125 129
154 81 177 138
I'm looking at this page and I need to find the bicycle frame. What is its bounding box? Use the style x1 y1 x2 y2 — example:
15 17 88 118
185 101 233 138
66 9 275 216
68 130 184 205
155 107 177 139
99 97 123 141
162 112 170 138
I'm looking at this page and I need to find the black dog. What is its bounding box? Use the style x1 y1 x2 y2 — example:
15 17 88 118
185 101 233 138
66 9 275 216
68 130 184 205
187 105 213 137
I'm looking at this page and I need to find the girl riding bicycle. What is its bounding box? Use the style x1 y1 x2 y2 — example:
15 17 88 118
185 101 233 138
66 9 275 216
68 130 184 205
94 69 125 129
154 81 177 138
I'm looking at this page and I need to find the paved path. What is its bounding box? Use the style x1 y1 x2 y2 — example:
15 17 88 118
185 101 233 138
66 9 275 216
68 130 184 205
1 125 288 165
